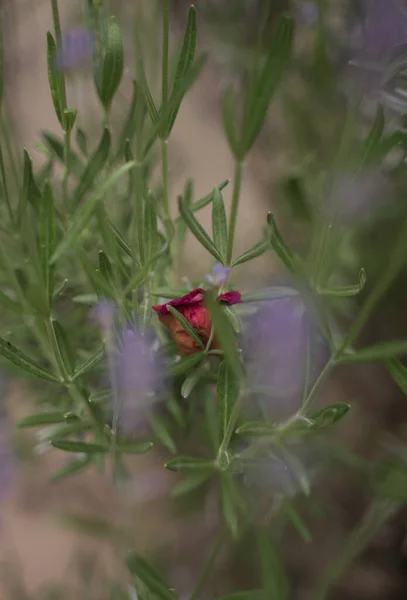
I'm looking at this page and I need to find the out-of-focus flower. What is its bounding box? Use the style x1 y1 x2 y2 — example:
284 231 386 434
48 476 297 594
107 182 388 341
57 27 94 72
153 288 241 355
90 301 117 334
113 326 164 432
326 169 389 223
343 0 407 113
204 263 231 287
296 2 318 26
91 303 164 433
241 294 326 419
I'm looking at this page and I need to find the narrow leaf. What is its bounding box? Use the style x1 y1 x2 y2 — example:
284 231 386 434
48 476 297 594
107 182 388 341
47 31 62 125
0 336 60 382
73 128 111 205
171 471 211 497
318 268 366 297
339 341 407 364
212 187 228 263
73 346 105 379
168 352 205 377
51 455 92 481
217 360 239 443
167 305 205 350
118 441 153 455
51 440 107 453
164 456 215 473
100 17 124 108
231 237 269 267
386 358 407 395
126 555 177 600
39 181 56 305
206 293 242 379
178 195 223 262
16 412 67 428
267 212 299 273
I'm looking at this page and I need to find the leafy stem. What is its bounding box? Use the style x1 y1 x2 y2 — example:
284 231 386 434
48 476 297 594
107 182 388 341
226 159 243 265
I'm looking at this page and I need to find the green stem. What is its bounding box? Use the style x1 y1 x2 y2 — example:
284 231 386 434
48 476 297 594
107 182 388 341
62 129 71 203
161 138 171 235
189 531 225 600
312 501 399 600
162 0 170 108
226 160 243 265
50 0 68 119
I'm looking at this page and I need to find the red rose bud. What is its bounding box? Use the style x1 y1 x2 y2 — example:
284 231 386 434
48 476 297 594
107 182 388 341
152 288 241 355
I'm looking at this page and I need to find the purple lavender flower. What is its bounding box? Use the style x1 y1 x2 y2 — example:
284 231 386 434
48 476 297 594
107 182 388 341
111 325 165 433
57 27 94 72
90 301 117 333
241 295 326 419
204 263 231 287
343 0 407 112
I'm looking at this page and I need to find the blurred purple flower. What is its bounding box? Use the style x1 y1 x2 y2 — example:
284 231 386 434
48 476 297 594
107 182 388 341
326 169 390 223
90 301 117 333
111 325 165 433
57 27 94 72
344 0 407 111
241 294 326 419
296 2 318 26
204 263 231 287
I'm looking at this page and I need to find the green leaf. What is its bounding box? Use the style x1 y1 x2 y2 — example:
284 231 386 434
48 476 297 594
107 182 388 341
47 31 62 126
284 501 312 542
100 17 124 109
151 287 190 299
243 13 294 154
360 104 384 166
0 336 60 383
217 360 239 444
22 149 41 212
16 411 67 428
73 128 111 205
64 108 77 133
178 194 223 262
180 361 207 398
257 530 289 600
116 80 144 158
318 268 366 297
118 441 153 455
386 358 407 395
51 440 107 453
310 403 351 428
175 179 230 222
76 127 88 156
39 181 56 306
231 237 269 267
235 420 276 437
51 161 135 263
166 5 197 134
339 341 407 364
222 85 241 158
168 352 205 377
51 455 92 482
106 218 133 257
42 131 84 178
165 456 215 473
126 555 177 600
220 473 241 539
171 471 211 497
138 64 159 126
206 292 242 380
167 304 205 350
52 320 76 375
148 414 176 454
212 187 228 263
98 250 114 288
267 212 299 273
